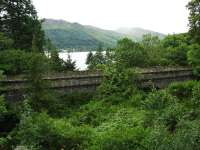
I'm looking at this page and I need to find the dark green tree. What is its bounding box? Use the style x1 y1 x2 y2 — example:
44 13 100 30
0 0 45 51
187 44 200 74
115 38 147 68
0 32 13 51
86 51 93 65
0 71 7 117
162 34 191 66
26 52 56 112
63 54 76 71
50 50 64 71
162 33 191 48
141 34 166 66
141 34 161 48
0 50 29 75
87 46 106 70
187 0 200 44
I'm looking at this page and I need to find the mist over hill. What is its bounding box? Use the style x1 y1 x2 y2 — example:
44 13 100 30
116 27 165 40
43 19 165 51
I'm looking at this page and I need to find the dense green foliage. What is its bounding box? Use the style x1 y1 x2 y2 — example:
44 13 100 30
50 50 76 72
86 46 108 70
187 0 200 44
0 0 45 52
187 44 200 74
1 80 200 149
42 19 165 51
1 0 200 149
87 33 194 70
0 33 13 51
0 50 29 75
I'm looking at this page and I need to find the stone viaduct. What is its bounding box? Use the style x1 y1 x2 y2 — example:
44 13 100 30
0 67 195 101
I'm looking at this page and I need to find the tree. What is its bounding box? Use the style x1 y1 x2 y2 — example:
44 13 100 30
50 50 64 71
141 34 161 48
26 53 55 111
0 50 29 75
87 46 106 70
0 0 45 51
0 71 7 116
162 34 191 66
162 33 191 48
86 51 93 65
115 38 147 68
141 34 166 66
0 32 13 51
187 0 200 44
63 54 76 71
187 44 200 74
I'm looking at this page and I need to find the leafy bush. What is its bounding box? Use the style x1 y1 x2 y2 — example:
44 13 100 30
170 120 200 150
187 44 200 75
168 81 197 100
72 100 114 127
115 38 147 68
191 82 200 108
26 53 54 112
50 92 94 117
90 127 148 150
14 112 93 150
0 96 7 115
159 104 185 132
143 90 177 111
166 44 189 66
98 64 138 98
144 126 172 150
0 50 29 75
0 32 13 51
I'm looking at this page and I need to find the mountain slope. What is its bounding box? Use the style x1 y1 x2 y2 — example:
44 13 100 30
43 19 165 51
116 27 165 40
43 19 124 51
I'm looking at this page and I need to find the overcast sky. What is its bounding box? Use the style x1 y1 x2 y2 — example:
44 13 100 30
32 0 190 34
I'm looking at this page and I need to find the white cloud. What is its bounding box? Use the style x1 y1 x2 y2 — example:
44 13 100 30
32 0 190 34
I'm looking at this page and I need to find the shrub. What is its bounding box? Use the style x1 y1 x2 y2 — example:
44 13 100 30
74 100 114 127
59 92 94 108
14 112 93 150
0 137 9 150
144 126 171 150
115 38 147 68
98 64 138 99
0 96 7 115
0 32 13 51
187 44 200 75
89 127 148 150
26 53 55 112
50 92 94 117
159 104 185 133
130 91 146 107
168 81 197 100
170 120 200 150
191 82 200 108
143 90 177 111
0 50 29 75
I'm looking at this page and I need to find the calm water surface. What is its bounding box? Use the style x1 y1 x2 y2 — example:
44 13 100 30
59 51 92 70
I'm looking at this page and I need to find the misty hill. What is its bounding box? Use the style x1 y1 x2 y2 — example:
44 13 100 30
116 27 165 40
43 19 165 51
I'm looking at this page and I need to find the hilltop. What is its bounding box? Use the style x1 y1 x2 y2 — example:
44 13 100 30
43 19 165 51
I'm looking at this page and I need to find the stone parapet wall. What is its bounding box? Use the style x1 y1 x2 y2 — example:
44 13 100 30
0 68 195 101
